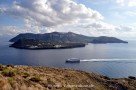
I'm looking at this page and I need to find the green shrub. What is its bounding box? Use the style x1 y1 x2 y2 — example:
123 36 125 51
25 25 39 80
1 69 16 77
8 77 14 83
8 77 15 87
23 72 30 78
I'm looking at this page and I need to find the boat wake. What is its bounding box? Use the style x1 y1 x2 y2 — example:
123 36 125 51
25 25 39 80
80 59 136 63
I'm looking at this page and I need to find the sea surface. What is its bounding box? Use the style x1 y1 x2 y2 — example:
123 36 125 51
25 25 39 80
0 40 136 78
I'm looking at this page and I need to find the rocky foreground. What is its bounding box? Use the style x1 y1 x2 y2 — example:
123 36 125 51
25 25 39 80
0 64 136 90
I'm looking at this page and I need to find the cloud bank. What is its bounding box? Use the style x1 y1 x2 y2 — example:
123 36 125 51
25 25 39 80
116 0 136 7
0 26 22 36
0 0 136 39
3 0 103 27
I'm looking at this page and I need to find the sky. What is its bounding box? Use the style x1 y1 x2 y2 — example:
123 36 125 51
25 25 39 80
0 0 136 39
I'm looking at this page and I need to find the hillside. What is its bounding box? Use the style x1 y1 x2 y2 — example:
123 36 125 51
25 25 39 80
9 32 94 43
91 36 128 43
0 64 135 90
9 32 127 44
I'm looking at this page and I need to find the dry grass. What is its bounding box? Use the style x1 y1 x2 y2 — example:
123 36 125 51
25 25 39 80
0 65 135 90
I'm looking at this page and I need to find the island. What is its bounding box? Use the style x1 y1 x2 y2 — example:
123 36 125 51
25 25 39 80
0 64 135 90
9 32 128 49
10 39 86 49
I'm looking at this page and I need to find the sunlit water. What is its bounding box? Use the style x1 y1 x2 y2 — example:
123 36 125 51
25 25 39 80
0 40 136 78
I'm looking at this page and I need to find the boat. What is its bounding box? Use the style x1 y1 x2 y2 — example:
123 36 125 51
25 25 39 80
66 58 80 63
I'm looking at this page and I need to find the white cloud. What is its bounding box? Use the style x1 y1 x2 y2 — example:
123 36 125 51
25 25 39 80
84 22 136 38
116 0 136 7
125 11 136 16
3 0 103 27
0 0 136 39
43 20 136 39
128 0 136 7
94 0 136 7
0 21 136 39
78 0 127 7
0 25 47 36
116 0 125 6
0 26 22 36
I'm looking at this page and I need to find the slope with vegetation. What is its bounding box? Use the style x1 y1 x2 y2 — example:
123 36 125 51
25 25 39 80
0 64 135 90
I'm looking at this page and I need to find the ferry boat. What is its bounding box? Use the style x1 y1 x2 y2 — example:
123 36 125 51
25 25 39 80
66 58 80 63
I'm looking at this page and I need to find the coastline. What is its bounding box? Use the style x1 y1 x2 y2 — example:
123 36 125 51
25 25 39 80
0 64 135 90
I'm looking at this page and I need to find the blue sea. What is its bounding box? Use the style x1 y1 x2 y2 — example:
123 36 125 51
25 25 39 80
0 40 136 78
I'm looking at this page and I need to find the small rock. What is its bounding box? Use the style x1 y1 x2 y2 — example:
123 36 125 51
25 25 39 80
128 76 136 80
